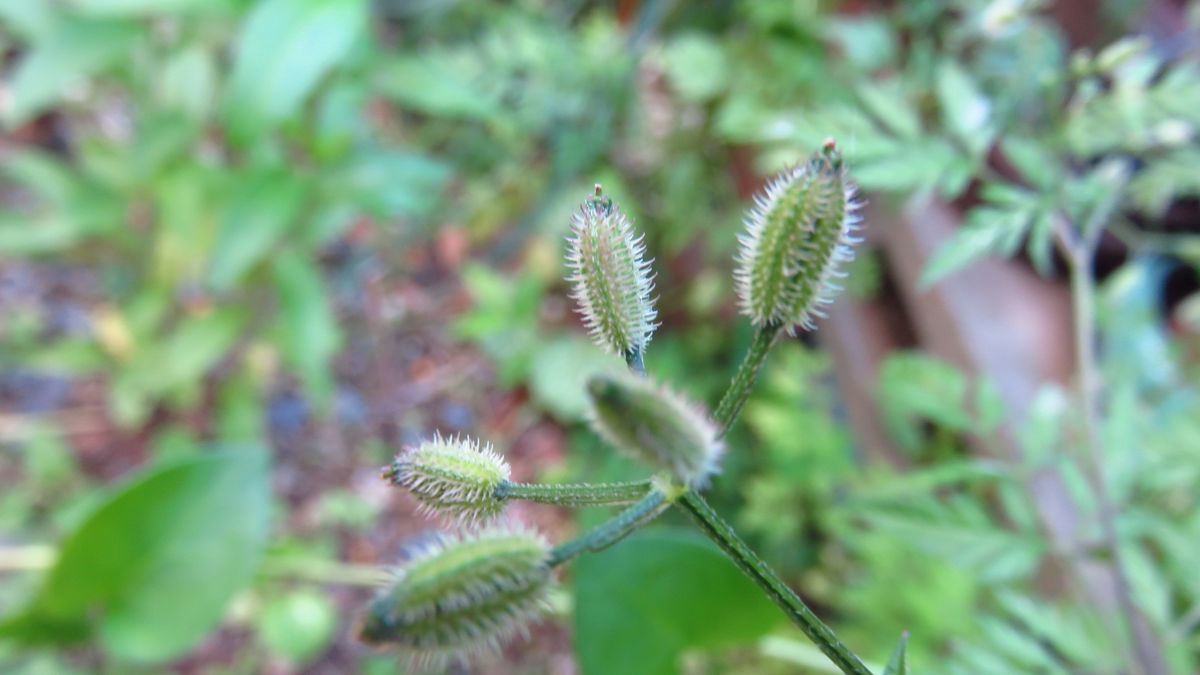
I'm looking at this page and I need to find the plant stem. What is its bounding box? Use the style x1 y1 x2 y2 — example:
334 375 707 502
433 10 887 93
547 490 669 567
625 349 646 374
712 324 781 435
1056 211 1168 675
678 490 871 675
496 479 653 507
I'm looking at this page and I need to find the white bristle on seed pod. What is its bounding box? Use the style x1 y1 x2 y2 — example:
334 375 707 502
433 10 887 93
358 524 555 667
566 185 658 361
734 139 863 333
384 433 511 525
585 372 724 488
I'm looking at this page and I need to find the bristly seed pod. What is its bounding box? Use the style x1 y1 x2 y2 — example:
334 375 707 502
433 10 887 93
384 434 511 524
734 139 862 332
566 185 658 363
359 525 554 665
585 373 723 487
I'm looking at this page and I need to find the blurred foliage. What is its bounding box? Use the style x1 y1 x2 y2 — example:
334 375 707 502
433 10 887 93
1 0 1199 673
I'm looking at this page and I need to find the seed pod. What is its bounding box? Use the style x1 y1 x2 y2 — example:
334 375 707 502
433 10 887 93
384 434 510 524
566 186 658 362
359 525 554 664
585 373 723 487
734 140 861 332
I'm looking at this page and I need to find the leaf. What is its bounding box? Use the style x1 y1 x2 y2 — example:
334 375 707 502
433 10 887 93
528 338 627 421
376 55 497 120
272 250 341 404
573 529 779 675
2 18 140 127
920 206 1030 287
661 33 729 102
0 449 271 663
856 79 921 140
330 150 452 221
208 169 305 291
3 18 141 126
71 0 236 15
224 0 367 139
258 590 337 665
936 61 992 157
882 631 909 675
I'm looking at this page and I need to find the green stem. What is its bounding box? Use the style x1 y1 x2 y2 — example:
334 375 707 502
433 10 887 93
625 349 646 374
496 479 653 507
678 490 871 675
548 490 669 567
712 324 781 435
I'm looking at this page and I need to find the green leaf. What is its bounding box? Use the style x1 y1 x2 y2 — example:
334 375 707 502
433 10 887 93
224 0 367 139
574 529 778 675
936 61 992 157
920 206 1030 287
331 150 452 221
0 449 271 663
208 169 305 291
856 79 921 140
661 33 729 102
2 18 141 127
528 337 627 421
71 0 236 15
258 590 337 665
882 631 909 675
272 250 341 404
376 55 497 120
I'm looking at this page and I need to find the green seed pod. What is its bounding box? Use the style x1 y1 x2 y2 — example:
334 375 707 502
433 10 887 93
384 434 510 524
734 139 862 332
359 525 554 665
566 185 658 362
585 373 723 487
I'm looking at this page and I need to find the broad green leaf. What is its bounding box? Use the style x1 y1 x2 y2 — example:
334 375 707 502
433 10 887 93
272 250 341 404
0 449 271 663
224 0 367 139
661 33 729 102
0 0 56 39
331 150 451 221
574 529 778 675
208 169 305 290
2 18 141 126
71 0 237 15
882 631 908 675
529 337 626 421
258 590 337 665
376 56 497 120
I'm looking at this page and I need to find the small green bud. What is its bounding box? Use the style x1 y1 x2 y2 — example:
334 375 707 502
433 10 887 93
359 526 554 664
585 373 723 487
734 140 862 332
566 185 658 361
384 434 510 524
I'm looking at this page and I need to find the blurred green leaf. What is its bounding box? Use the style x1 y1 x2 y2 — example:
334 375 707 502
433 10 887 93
882 631 908 675
574 529 778 675
258 590 336 665
332 150 452 221
377 55 497 119
0 449 271 663
272 249 341 404
528 338 626 421
225 0 367 139
661 33 729 102
209 169 305 291
2 18 141 126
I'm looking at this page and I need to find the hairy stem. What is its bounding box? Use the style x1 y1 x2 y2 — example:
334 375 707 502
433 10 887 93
625 349 646 374
547 490 670 567
712 324 781 435
678 490 871 675
496 479 653 507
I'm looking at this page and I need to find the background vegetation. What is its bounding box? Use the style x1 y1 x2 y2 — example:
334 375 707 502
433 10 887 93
1 0 1199 673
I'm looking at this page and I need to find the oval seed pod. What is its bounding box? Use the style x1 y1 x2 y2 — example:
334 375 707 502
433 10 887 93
359 525 554 664
565 186 658 363
384 434 511 524
585 373 723 487
734 140 862 332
